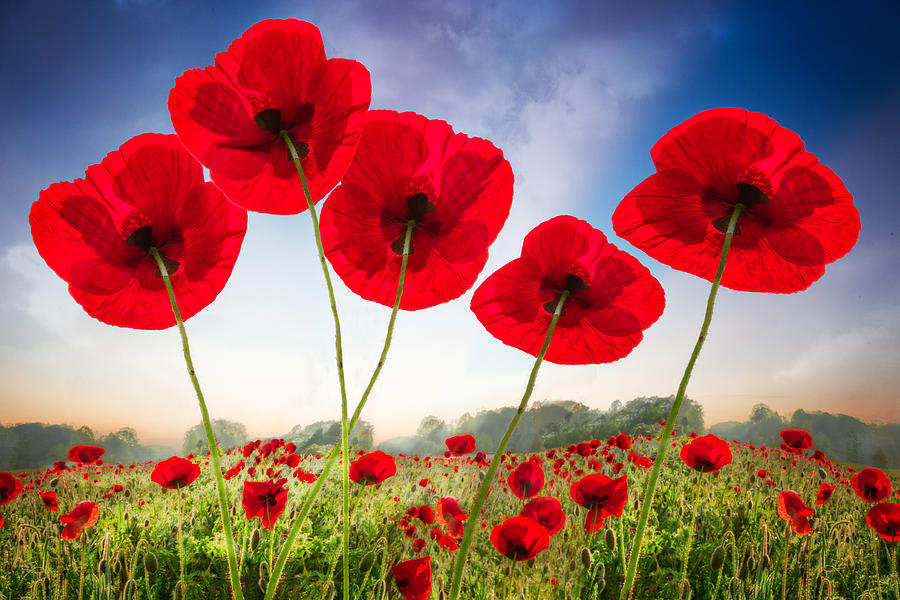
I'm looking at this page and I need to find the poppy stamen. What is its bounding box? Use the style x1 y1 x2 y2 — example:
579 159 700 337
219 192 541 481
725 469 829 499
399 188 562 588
126 226 180 276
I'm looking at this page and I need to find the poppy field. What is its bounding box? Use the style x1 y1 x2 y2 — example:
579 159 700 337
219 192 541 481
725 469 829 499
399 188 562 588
10 14 898 600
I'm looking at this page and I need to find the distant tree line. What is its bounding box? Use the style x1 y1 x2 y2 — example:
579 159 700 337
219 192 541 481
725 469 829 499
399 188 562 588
181 419 374 456
710 404 900 469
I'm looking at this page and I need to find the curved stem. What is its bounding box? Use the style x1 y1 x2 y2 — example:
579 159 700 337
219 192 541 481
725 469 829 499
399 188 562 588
149 247 243 600
447 291 570 600
619 203 743 600
264 218 416 600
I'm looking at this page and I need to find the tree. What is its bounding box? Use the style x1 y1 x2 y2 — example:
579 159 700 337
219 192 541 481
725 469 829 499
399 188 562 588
182 419 248 455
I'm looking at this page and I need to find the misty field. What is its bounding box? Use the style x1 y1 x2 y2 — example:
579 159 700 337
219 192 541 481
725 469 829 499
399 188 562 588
1 430 897 600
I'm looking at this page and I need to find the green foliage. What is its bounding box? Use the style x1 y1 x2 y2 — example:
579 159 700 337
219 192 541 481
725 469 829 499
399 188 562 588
182 419 249 455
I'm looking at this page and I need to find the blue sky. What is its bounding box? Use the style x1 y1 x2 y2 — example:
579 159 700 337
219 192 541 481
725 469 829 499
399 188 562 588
1 0 898 448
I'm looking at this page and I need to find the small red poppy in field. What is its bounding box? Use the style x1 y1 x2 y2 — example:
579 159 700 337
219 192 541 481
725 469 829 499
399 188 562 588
865 503 900 542
471 216 665 364
815 483 836 506
435 497 467 538
612 108 859 293
151 456 201 490
615 434 632 451
67 445 105 464
570 474 628 533
30 134 248 329
445 435 476 456
850 468 892 503
508 461 545 499
417 505 435 526
242 478 289 530
391 555 432 600
679 434 732 473
780 429 813 451
349 451 397 485
59 501 100 540
0 472 23 505
39 491 60 512
777 490 814 534
490 516 551 561
437 535 459 551
320 110 513 309
520 496 566 536
169 19 371 214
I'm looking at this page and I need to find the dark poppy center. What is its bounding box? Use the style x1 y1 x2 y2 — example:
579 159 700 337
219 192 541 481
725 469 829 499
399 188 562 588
712 182 769 233
542 273 587 315
389 193 435 255
125 225 180 276
255 108 286 133
506 543 528 560
256 106 313 160
259 492 279 507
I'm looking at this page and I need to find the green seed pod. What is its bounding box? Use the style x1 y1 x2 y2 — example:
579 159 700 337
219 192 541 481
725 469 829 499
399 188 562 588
97 559 107 577
250 528 261 552
124 489 131 498
580 547 592 569
568 558 577 572
818 468 827 480
605 528 616 552
359 550 375 572
143 552 158 574
710 546 726 570
50 478 59 488
725 507 733 518
143 519 150 528
112 559 123 576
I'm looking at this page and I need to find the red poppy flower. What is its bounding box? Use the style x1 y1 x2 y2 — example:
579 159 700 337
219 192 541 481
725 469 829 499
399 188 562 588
39 491 60 512
866 503 900 542
59 501 100 540
391 556 432 600
615 434 632 451
777 490 814 535
151 456 201 490
520 496 566 536
490 516 551 561
445 435 476 456
850 468 892 503
507 461 545 500
417 505 435 526
320 110 513 309
435 497 467 538
570 474 628 533
612 108 859 293
679 434 732 473
169 19 371 215
242 478 289 530
471 216 665 364
438 535 459 551
0 472 23 506
815 483 836 506
349 451 397 485
30 134 248 329
780 429 813 450
66 445 105 464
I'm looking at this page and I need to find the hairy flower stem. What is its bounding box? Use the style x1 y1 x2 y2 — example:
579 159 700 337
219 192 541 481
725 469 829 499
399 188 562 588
149 248 244 600
448 291 570 600
782 527 792 600
264 220 414 600
619 203 744 600
176 491 186 600
891 544 899 600
78 535 85 600
279 132 352 600
678 474 703 600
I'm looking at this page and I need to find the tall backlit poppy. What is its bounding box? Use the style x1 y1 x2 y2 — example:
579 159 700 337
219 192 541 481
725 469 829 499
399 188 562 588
242 479 289 530
679 434 732 473
777 490 814 534
320 110 513 310
780 429 813 450
349 451 397 485
445 435 476 456
612 107 859 293
67 445 105 464
30 134 248 329
570 473 628 533
865 503 900 542
851 468 892 503
815 483 836 506
507 461 545 500
151 456 201 490
391 555 432 600
39 491 61 512
435 497 467 538
490 516 551 561
169 19 371 215
520 496 566 536
0 472 23 505
471 216 665 365
59 501 100 540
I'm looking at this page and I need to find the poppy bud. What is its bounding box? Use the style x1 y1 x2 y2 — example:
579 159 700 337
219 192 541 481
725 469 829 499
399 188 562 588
596 564 606 594
258 577 268 594
580 547 592 569
113 559 123 576
259 562 269 580
143 553 158 573
818 468 828 480
50 478 58 488
371 580 384 598
250 528 261 551
605 528 616 552
760 554 770 569
359 551 375 572
710 546 725 570
143 520 150 528
123 580 136 597
729 577 740 596
97 559 107 577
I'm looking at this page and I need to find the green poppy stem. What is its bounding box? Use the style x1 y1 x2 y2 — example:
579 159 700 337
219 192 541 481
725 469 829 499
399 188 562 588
176 490 186 600
619 202 743 600
678 473 703 600
891 544 899 600
447 290 570 600
148 247 244 600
